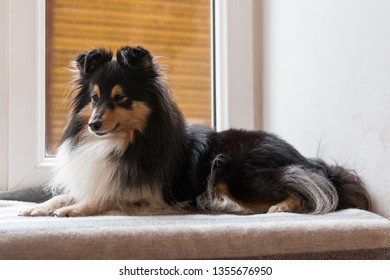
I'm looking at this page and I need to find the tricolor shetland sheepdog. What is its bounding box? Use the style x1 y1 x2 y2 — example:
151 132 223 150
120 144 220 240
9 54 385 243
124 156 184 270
20 46 370 217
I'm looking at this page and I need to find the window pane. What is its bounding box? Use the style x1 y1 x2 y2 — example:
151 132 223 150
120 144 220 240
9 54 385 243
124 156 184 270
46 0 211 155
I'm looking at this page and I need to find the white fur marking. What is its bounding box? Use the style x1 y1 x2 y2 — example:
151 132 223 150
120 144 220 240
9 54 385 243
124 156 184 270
50 137 164 207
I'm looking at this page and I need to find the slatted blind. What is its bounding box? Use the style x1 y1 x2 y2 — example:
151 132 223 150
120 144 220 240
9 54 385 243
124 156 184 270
46 0 211 155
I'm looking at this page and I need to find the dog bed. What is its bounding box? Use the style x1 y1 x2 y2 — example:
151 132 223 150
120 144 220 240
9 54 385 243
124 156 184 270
0 200 389 259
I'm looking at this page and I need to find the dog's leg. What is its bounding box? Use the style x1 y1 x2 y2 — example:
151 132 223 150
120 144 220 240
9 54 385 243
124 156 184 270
53 201 120 217
18 194 76 217
267 196 301 213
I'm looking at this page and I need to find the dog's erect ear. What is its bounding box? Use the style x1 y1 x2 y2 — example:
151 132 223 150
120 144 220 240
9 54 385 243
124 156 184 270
116 46 153 69
75 49 113 75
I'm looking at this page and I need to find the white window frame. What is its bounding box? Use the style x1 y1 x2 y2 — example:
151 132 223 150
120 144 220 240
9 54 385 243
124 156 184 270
214 0 262 132
1 0 51 191
0 0 10 191
1 0 261 191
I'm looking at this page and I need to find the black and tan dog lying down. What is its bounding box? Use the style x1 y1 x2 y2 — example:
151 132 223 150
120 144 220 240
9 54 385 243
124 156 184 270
19 46 370 217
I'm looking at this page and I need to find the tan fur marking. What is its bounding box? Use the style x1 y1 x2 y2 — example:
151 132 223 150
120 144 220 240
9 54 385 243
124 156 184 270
268 196 302 213
215 182 230 197
116 101 151 147
215 182 275 213
100 108 117 131
110 84 125 99
93 84 101 98
78 103 93 125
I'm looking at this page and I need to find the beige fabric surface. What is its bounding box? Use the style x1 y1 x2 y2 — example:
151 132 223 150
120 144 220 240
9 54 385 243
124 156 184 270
0 200 389 259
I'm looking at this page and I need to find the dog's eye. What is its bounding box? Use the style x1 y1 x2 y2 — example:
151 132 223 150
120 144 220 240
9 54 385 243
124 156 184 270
114 94 125 102
91 94 99 103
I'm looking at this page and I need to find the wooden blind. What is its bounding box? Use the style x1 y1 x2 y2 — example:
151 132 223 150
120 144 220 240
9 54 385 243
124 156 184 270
46 0 211 155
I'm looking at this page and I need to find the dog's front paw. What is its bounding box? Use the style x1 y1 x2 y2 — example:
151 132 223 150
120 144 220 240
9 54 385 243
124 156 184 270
18 195 77 217
18 206 54 217
52 201 118 217
53 207 83 217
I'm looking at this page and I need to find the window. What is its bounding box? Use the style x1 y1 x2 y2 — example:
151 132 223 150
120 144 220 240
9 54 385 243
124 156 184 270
1 0 260 191
45 0 212 155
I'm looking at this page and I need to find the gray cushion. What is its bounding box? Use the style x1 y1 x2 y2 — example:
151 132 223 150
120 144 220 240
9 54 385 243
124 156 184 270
0 200 389 259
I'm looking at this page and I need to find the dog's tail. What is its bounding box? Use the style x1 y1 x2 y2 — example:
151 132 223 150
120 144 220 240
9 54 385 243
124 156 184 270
309 159 371 211
324 163 370 211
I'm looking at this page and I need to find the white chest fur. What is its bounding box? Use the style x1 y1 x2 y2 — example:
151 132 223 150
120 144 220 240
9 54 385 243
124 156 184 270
50 138 163 206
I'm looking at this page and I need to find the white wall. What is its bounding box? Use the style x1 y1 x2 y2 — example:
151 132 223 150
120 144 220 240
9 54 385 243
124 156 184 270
262 0 390 218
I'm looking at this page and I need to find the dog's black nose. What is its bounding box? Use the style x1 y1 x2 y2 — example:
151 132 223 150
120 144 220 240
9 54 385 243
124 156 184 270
89 121 102 132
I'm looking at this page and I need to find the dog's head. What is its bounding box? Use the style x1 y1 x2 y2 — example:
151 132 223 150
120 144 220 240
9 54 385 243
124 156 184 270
72 46 156 142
